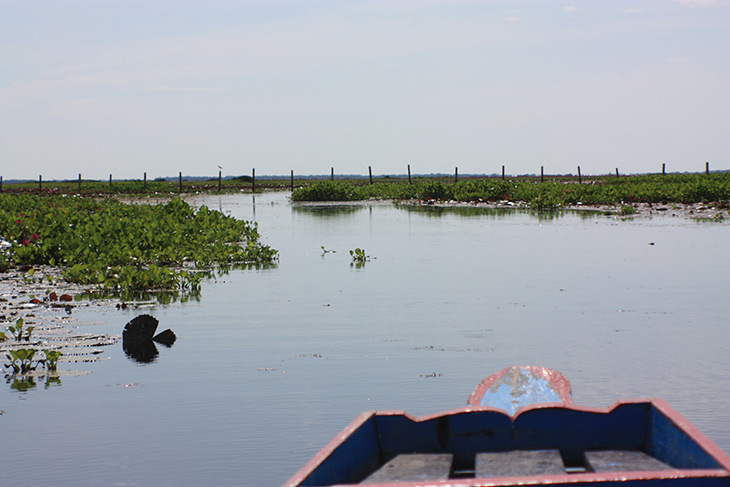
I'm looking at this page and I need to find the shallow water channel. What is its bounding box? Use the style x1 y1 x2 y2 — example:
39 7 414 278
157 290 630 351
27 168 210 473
1 191 729 486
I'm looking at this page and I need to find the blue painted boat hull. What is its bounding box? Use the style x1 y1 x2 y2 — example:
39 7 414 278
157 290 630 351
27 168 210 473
285 369 730 486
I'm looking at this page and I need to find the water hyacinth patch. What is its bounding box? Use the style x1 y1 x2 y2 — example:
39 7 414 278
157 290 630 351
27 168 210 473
4 348 37 374
349 248 369 268
0 194 278 296
3 318 34 342
290 181 366 201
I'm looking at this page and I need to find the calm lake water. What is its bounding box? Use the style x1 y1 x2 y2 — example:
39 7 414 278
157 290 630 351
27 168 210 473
1 192 729 486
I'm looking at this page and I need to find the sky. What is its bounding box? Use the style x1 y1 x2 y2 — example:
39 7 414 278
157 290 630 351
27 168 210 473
1 0 729 180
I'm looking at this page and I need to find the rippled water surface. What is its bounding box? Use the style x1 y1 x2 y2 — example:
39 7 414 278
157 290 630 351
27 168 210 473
1 192 729 486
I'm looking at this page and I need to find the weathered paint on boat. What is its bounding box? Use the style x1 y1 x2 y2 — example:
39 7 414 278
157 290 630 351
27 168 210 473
284 367 730 486
467 365 573 413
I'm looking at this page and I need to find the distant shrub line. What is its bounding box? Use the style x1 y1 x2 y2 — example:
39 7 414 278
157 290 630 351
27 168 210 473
291 173 730 208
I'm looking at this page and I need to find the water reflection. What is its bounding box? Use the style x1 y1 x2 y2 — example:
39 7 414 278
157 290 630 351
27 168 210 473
291 204 364 217
397 205 519 218
123 339 161 363
80 287 203 306
6 373 62 392
396 204 606 221
290 201 589 222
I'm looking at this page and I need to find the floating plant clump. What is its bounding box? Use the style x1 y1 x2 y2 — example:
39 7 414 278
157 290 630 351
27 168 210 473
0 194 278 298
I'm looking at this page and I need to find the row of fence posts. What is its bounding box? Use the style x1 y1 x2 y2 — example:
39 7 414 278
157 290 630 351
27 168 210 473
0 162 715 193
324 161 712 185
235 161 712 190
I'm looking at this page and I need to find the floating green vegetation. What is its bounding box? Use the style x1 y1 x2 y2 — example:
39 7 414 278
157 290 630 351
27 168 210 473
3 348 63 375
349 248 369 268
290 181 366 201
42 350 62 371
0 194 278 296
291 173 730 208
620 204 639 216
1 318 34 342
529 194 562 212
320 246 336 255
4 348 38 374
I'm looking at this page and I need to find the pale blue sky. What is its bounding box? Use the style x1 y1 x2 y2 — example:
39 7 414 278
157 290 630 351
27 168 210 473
1 0 728 180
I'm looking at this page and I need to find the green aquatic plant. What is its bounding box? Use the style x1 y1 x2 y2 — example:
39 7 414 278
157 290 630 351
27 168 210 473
40 350 62 371
529 194 561 212
0 194 278 298
291 181 366 201
5 348 38 374
349 248 368 262
349 248 369 268
620 204 638 216
3 348 63 375
419 181 451 200
6 318 34 342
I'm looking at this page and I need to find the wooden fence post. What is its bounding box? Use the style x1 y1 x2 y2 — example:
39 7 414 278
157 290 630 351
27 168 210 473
290 170 294 191
540 166 544 183
144 172 147 187
454 167 458 183
577 166 582 184
706 162 709 175
662 163 666 175
252 168 256 192
78 173 82 191
0 176 3 193
218 170 222 191
109 174 112 188
407 164 412 184
369 166 373 185
39 175 42 191
502 165 505 180
616 168 619 177
179 172 182 192
330 167 334 181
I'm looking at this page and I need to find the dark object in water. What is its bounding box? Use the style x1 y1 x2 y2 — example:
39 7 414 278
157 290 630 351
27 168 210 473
153 328 176 347
122 314 175 363
123 339 159 363
123 314 158 345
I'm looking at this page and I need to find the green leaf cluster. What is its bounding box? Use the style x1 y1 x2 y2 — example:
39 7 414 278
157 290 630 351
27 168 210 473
0 194 278 293
2 318 34 342
4 349 62 374
5 348 37 374
290 181 366 201
349 248 369 268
